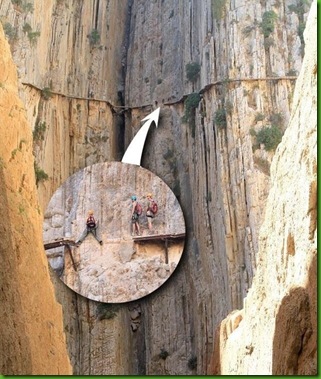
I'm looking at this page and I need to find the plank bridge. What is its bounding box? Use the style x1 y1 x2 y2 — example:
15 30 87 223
44 239 77 271
132 233 185 263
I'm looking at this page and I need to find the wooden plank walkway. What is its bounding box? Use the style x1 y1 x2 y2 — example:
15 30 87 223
44 239 77 271
132 233 185 263
132 232 185 242
44 239 77 249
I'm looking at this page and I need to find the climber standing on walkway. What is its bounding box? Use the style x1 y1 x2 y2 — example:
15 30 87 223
75 210 103 246
146 193 158 233
131 195 142 236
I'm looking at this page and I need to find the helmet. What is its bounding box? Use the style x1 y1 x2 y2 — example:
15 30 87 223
131 195 137 201
88 210 94 215
147 193 153 198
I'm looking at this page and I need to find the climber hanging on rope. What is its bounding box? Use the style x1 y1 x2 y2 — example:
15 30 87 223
75 210 103 246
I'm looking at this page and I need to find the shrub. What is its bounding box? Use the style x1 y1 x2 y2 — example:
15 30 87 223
186 62 201 83
288 0 310 16
88 29 100 46
256 125 283 151
28 30 40 45
34 163 48 185
41 87 53 100
214 108 227 129
3 22 17 41
33 121 46 141
22 23 32 33
260 10 278 38
22 2 34 12
182 93 201 137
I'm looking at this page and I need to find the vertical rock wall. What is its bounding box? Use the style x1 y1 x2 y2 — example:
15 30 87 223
0 24 71 375
0 0 129 206
209 1 317 374
123 0 310 374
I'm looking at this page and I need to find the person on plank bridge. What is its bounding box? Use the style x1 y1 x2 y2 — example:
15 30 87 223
75 210 103 246
131 195 142 236
146 193 158 233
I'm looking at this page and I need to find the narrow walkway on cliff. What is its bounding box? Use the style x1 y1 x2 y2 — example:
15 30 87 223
21 75 297 111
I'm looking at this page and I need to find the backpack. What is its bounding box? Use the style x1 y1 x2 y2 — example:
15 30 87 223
135 202 142 216
151 200 158 215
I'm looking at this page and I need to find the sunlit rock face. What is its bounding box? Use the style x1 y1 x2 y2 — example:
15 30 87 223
209 1 317 375
0 24 72 375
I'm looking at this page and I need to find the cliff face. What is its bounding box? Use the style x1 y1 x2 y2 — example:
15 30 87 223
0 0 129 207
209 1 317 374
0 0 316 375
0 24 71 375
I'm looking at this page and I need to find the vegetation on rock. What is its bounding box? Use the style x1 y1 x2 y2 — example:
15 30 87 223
260 11 278 38
186 62 201 83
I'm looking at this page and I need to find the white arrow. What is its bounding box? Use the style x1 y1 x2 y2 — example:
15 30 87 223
121 107 160 166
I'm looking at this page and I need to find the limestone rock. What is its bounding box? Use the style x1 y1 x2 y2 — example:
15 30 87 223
209 1 317 374
0 23 71 375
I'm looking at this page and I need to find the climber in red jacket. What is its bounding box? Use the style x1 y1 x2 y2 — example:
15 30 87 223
75 210 103 246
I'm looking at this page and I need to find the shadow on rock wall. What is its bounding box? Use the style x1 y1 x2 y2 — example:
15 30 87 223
272 254 317 375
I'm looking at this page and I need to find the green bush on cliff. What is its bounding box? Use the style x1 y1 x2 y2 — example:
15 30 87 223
34 163 48 185
27 30 40 45
256 125 283 151
88 29 100 46
22 23 32 33
41 87 53 100
3 22 17 41
186 62 201 83
214 108 227 129
182 93 201 137
33 121 46 142
260 10 278 38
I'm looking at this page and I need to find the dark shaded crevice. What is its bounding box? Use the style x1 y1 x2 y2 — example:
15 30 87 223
115 0 134 160
114 91 125 160
94 0 100 30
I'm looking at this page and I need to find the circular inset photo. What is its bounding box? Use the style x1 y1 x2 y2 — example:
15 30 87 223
43 162 185 303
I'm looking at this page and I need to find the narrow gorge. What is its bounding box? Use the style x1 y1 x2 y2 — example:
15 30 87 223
0 0 317 375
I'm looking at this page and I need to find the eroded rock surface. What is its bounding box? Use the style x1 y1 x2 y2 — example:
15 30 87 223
209 1 317 374
0 24 71 375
